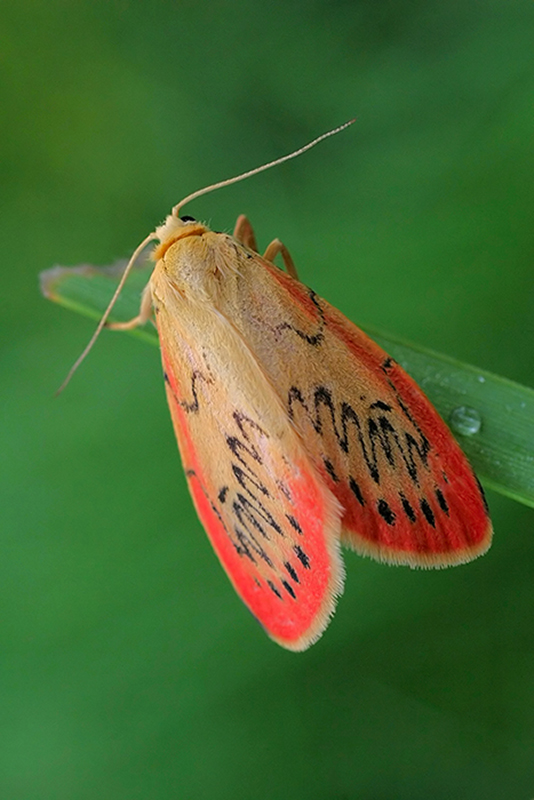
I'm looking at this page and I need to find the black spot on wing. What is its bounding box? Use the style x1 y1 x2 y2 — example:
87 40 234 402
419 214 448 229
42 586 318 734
400 493 416 523
370 400 393 411
284 561 300 583
323 458 339 482
420 498 436 527
435 488 449 515
475 475 490 514
286 515 302 534
267 580 283 599
294 545 310 569
218 486 228 504
282 580 296 599
377 498 396 525
349 475 365 506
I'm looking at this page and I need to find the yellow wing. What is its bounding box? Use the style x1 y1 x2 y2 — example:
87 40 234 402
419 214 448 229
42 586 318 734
151 260 343 651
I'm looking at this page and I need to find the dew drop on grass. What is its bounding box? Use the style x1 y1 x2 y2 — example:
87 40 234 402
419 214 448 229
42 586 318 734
449 406 482 436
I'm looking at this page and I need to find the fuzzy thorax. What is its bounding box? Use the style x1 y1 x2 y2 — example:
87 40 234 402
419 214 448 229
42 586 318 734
154 214 208 261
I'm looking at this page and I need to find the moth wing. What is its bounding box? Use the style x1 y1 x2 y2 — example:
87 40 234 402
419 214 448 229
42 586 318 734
218 251 492 568
153 277 343 651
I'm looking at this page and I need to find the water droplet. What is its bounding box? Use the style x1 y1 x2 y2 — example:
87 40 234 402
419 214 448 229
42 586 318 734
449 406 482 436
477 375 486 383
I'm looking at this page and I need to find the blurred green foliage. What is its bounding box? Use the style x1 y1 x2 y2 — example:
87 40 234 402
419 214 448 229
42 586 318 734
2 1 534 798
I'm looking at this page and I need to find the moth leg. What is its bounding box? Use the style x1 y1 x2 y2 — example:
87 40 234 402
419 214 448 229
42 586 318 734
263 239 299 280
233 214 258 251
106 282 153 330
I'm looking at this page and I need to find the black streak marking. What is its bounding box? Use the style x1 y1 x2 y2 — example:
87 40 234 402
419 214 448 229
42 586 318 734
294 545 310 569
267 580 282 599
276 480 292 501
400 493 416 523
286 515 302 534
233 493 284 541
339 403 379 483
323 458 339 482
377 498 396 525
282 580 297 599
163 371 170 384
179 370 211 413
420 498 436 527
288 384 432 486
370 400 393 411
349 476 365 506
475 476 490 514
435 488 449 515
275 290 325 346
232 463 270 499
218 486 228 504
232 526 270 566
284 561 300 583
225 412 269 469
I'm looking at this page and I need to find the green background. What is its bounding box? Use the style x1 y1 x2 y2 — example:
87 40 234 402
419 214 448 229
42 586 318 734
2 1 534 797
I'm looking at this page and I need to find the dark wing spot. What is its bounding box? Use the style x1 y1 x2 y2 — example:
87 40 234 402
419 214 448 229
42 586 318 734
323 458 339 482
282 580 296 599
294 545 311 569
475 476 490 514
435 488 449 515
420 498 436 527
180 215 196 222
267 580 283 599
370 400 393 411
349 475 365 506
218 486 228 504
163 371 170 384
284 561 300 583
377 498 396 525
286 514 302 533
400 493 416 523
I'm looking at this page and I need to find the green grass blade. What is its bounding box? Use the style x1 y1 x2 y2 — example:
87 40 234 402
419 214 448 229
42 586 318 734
40 263 534 508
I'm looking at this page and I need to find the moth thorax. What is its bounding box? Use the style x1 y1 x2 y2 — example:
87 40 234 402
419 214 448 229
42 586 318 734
159 232 222 305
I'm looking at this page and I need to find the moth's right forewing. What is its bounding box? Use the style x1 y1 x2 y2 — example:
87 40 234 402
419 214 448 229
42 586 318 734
211 245 491 569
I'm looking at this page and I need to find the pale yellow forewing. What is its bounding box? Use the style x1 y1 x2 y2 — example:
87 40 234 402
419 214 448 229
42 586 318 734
151 265 343 651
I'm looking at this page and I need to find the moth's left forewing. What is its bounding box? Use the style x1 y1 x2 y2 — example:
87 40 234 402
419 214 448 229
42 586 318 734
151 251 344 650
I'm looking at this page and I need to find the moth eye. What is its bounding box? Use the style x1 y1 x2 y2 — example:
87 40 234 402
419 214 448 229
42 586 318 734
180 215 196 223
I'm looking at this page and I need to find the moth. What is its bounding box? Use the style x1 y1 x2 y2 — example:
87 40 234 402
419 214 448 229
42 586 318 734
61 122 492 650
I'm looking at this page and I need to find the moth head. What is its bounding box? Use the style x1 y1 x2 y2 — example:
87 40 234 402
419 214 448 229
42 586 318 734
153 213 208 261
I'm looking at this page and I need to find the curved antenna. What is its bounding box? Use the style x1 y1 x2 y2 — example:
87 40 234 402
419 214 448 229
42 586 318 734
173 118 356 216
56 230 158 394
58 118 356 392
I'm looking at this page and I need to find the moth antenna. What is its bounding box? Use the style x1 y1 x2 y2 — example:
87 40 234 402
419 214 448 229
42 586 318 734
58 119 355 392
173 118 356 216
56 231 158 395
